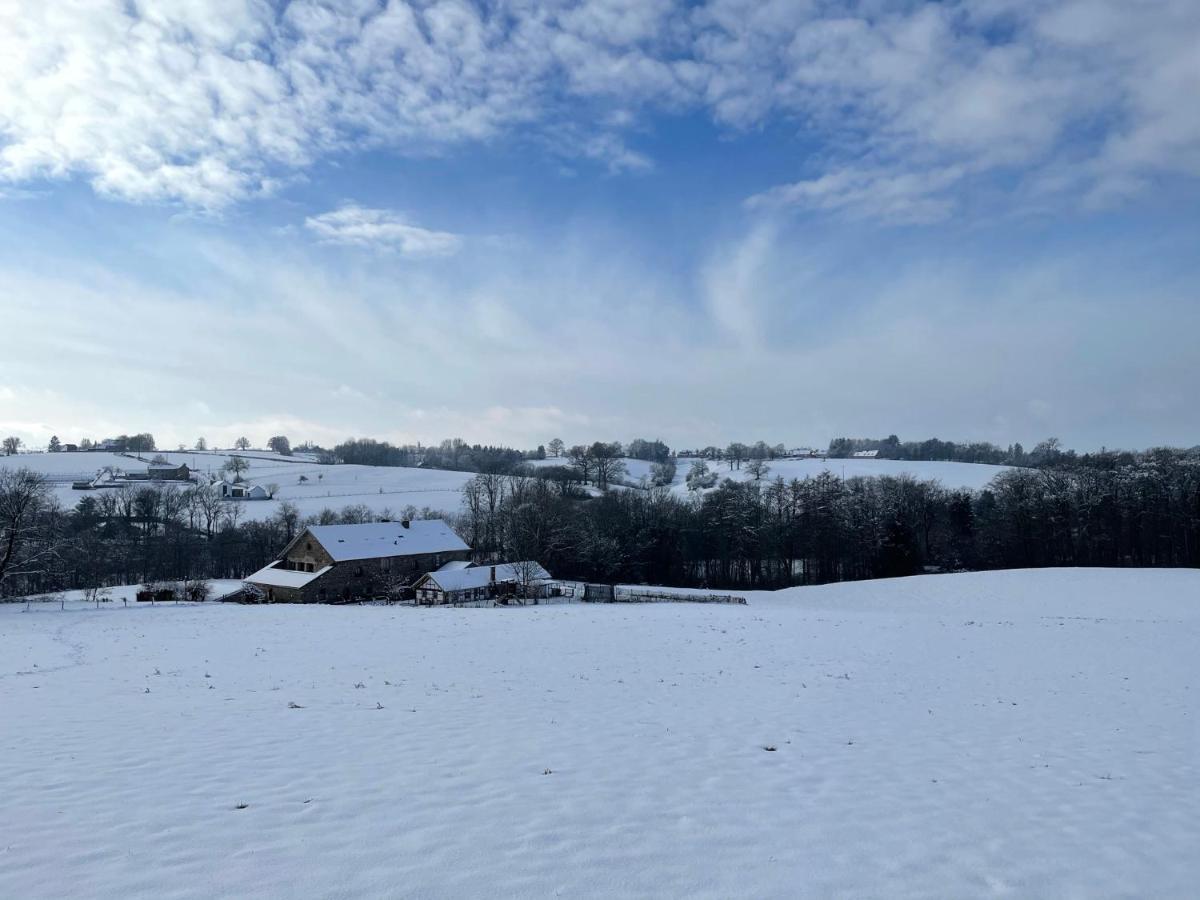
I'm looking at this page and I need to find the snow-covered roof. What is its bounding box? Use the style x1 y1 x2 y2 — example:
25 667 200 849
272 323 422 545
437 559 474 571
244 563 331 588
421 562 550 593
304 520 469 562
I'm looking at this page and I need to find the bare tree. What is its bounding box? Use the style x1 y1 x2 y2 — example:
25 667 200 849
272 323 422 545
509 558 548 604
590 441 627 491
222 456 250 481
548 438 565 458
0 469 61 596
567 444 593 485
686 460 717 490
725 442 748 470
2 436 23 456
193 486 224 538
264 483 280 498
273 501 300 542
267 435 292 456
745 458 771 481
83 584 112 608
223 501 244 529
194 437 208 451
234 436 251 450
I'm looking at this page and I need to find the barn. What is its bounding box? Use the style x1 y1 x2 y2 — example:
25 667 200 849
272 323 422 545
243 520 471 603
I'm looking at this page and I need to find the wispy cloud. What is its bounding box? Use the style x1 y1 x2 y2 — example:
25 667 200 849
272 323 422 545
746 167 966 224
305 205 461 258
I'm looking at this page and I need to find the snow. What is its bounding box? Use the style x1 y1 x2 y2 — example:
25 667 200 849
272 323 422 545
5 451 1014 528
674 456 1015 492
243 565 331 589
303 521 470 561
423 561 551 592
0 451 474 521
526 455 1015 493
2 567 1197 898
9 580 246 606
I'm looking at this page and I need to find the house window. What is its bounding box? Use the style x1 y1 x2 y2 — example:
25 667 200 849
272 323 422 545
355 566 364 577
306 542 312 551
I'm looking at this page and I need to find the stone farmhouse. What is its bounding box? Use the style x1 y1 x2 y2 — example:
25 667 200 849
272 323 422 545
244 520 471 603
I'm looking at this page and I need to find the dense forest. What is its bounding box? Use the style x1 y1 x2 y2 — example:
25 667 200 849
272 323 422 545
3 446 1197 600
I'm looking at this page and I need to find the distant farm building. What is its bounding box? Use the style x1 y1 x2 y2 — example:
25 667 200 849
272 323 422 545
147 463 192 481
414 561 552 605
852 449 879 458
217 481 268 500
244 520 471 603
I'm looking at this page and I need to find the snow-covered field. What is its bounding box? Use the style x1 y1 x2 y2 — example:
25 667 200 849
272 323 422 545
0 451 473 521
4 450 1012 526
2 568 1196 898
527 455 1013 493
671 456 1014 492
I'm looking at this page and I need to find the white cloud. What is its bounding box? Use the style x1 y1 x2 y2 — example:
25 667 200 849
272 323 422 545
305 205 461 257
708 0 1200 219
0 0 1196 217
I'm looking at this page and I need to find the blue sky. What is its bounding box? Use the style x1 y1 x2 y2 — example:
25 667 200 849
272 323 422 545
1 0 1198 451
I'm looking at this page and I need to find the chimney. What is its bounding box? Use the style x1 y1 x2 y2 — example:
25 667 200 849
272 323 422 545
401 519 410 529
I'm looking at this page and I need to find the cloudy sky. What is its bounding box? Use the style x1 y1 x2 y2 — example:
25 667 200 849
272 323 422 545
1 0 1198 452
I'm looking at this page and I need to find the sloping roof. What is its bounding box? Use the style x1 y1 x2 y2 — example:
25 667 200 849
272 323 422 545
305 520 469 562
422 562 551 593
437 560 475 571
245 563 331 588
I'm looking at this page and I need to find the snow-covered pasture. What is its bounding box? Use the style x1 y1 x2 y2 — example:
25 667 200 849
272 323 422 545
2 568 1196 898
526 454 1014 493
674 456 1014 492
6 451 1013 528
0 450 473 521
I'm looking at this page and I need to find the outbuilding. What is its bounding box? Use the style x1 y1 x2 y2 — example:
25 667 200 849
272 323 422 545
413 561 552 605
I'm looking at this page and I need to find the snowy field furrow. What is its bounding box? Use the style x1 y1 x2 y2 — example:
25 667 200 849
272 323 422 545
1 568 1196 898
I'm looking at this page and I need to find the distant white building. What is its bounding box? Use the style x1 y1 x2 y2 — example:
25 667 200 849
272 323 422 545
217 482 269 500
852 449 879 458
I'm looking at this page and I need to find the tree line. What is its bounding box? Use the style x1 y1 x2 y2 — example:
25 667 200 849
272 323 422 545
4 446 1196 601
462 448 1200 588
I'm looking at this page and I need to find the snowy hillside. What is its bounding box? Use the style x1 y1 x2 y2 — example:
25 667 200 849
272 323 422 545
5 451 1015 526
0 450 473 520
2 568 1196 898
672 455 1014 492
527 455 1014 493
